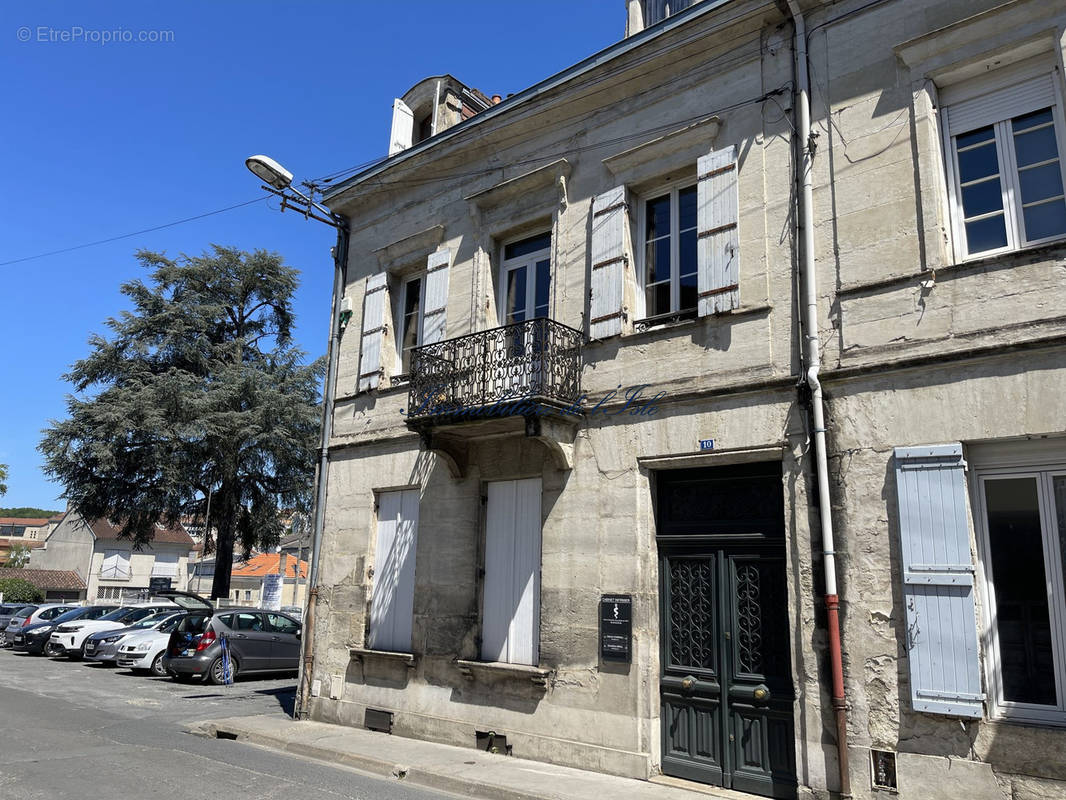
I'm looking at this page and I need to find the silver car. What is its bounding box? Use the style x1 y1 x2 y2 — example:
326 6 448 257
84 611 185 663
0 604 36 646
1 603 78 647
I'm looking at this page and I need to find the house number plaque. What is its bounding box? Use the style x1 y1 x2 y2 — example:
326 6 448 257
600 594 632 663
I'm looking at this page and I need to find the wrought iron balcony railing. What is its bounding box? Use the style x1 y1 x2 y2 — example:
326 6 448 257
406 318 583 423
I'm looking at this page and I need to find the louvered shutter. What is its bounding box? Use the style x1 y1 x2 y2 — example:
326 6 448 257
422 248 451 345
589 186 628 339
357 273 388 392
100 550 118 578
697 145 740 316
893 443 984 718
482 478 542 665
368 489 419 652
151 553 179 578
389 98 414 156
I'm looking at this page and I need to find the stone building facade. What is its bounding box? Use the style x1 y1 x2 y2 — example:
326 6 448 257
306 1 1066 798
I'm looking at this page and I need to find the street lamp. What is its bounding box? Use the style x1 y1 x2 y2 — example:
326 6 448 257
246 154 348 720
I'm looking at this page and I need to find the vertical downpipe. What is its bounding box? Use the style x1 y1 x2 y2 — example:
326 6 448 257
785 3 852 796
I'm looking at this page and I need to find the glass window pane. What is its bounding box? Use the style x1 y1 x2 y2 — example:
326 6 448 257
646 282 671 317
1054 476 1066 600
984 477 1056 706
679 271 697 311
1018 162 1064 205
504 232 551 261
678 185 697 231
645 236 671 287
679 229 697 279
960 177 1005 219
505 267 526 323
1013 108 1054 132
1022 199 1066 242
964 214 1008 254
534 259 550 318
1012 111 1058 168
956 125 996 150
956 138 1000 183
646 195 671 240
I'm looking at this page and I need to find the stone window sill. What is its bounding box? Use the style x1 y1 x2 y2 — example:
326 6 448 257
349 647 416 668
455 659 552 686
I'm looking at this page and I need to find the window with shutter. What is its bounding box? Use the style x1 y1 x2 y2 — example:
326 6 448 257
482 478 542 665
422 248 451 345
696 145 740 316
368 489 420 653
590 186 628 338
893 444 984 718
151 553 179 578
357 273 388 392
389 98 414 156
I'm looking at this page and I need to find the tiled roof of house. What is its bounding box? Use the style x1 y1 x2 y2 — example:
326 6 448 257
0 568 85 591
0 518 51 527
89 518 194 547
0 538 44 549
232 553 308 579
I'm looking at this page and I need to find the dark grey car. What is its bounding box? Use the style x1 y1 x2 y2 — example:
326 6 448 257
159 591 301 684
0 604 36 646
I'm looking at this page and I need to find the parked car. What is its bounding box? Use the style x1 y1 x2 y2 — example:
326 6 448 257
0 604 37 646
84 610 185 664
13 605 119 655
159 590 302 684
115 613 188 676
49 603 177 659
1 603 79 647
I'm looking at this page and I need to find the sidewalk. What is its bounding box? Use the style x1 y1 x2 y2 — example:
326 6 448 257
185 714 749 800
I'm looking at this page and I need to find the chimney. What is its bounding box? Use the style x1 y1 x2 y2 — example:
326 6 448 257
492 94 502 105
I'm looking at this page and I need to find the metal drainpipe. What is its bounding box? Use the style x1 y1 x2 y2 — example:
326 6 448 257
784 2 852 796
295 221 349 720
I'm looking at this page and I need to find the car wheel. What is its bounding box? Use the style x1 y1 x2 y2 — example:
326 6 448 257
150 653 168 677
208 654 238 685
44 641 63 658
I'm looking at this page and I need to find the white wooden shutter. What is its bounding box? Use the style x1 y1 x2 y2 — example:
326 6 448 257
151 553 179 578
893 443 984 718
368 488 419 652
357 273 388 392
422 248 451 345
389 98 414 156
482 478 542 665
589 186 628 339
697 145 740 316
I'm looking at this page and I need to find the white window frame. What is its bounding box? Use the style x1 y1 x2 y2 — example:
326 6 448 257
498 232 552 325
635 179 698 320
941 67 1066 260
395 272 427 376
972 450 1066 726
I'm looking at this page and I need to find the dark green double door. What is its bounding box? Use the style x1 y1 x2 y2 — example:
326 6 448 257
657 463 797 799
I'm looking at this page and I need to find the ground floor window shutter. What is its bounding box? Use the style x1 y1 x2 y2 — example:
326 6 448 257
697 145 740 316
368 488 420 653
589 186 628 339
422 248 451 345
357 273 388 392
151 553 179 578
482 478 542 665
893 443 984 718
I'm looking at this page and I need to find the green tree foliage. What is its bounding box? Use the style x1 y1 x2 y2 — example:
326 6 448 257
0 578 42 603
0 508 62 518
0 464 7 496
40 246 323 599
5 544 31 569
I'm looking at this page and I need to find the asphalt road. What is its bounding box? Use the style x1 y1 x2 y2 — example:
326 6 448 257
0 647 453 800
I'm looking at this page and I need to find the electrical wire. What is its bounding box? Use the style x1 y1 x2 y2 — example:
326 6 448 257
0 197 269 267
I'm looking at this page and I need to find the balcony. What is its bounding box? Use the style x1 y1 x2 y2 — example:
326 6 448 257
405 318 583 470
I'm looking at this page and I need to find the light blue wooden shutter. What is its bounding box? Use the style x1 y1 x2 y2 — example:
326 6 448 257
893 443 984 718
697 145 740 316
357 273 388 392
482 478 542 665
422 248 451 345
368 488 419 652
589 186 628 339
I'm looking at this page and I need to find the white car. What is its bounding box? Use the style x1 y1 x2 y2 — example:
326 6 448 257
116 615 187 676
84 610 185 663
48 603 176 659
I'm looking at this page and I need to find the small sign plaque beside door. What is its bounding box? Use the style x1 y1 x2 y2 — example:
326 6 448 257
600 594 632 663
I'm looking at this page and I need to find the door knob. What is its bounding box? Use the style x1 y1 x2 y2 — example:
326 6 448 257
753 684 771 703
680 675 696 692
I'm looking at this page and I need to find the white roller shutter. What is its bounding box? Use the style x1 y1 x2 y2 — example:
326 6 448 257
482 478 542 665
697 145 740 316
368 488 420 653
357 273 388 392
589 186 628 339
151 553 179 578
422 248 451 345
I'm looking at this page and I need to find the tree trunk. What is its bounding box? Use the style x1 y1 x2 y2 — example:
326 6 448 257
209 479 238 601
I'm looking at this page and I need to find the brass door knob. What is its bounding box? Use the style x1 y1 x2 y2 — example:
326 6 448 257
680 675 696 692
753 685 770 702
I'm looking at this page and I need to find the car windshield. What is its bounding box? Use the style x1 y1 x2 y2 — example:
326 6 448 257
158 614 184 633
51 607 98 624
98 607 136 622
132 612 172 629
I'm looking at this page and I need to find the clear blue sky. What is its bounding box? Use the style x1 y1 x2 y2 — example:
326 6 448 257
1 1 619 510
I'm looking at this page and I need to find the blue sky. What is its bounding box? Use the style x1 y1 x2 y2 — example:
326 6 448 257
1 1 619 510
